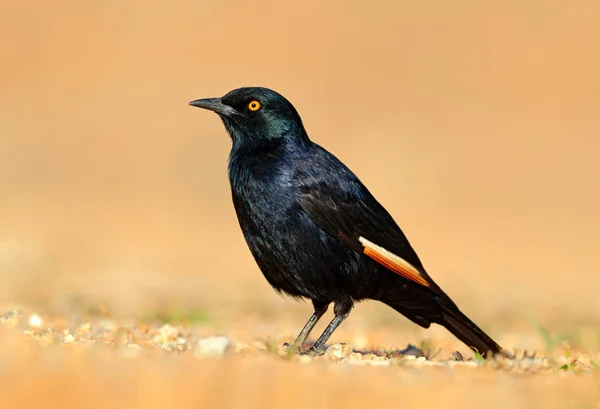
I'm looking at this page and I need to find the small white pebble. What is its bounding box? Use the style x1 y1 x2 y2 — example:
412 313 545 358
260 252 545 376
154 324 178 344
194 336 233 358
324 343 352 360
63 334 75 343
28 314 43 328
349 353 363 360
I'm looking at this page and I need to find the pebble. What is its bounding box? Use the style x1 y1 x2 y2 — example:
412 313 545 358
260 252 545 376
194 336 233 358
398 344 425 357
0 309 21 328
324 343 352 360
153 324 179 345
28 314 43 328
3 307 593 375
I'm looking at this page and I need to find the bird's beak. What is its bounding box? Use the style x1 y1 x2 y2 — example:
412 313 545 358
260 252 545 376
188 98 237 117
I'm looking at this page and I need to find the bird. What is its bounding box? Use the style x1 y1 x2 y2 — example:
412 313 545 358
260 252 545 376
189 87 505 357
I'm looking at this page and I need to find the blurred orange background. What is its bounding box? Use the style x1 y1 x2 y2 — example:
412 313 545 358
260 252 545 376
1 0 600 350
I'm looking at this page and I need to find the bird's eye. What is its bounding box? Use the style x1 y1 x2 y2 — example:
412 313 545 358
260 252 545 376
248 100 261 111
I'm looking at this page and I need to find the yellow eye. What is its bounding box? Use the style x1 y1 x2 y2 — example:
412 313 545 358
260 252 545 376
248 100 261 111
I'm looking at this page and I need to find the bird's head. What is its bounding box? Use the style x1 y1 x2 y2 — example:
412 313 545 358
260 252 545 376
189 87 308 147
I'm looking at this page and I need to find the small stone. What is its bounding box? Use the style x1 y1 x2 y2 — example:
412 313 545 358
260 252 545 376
0 309 20 320
349 352 363 360
0 310 21 328
153 324 179 345
398 344 425 357
194 336 233 358
414 356 427 365
28 314 43 328
323 343 352 360
516 358 539 372
63 334 75 343
234 343 250 353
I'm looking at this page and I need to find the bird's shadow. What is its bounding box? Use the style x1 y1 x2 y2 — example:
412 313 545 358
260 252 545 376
297 342 434 359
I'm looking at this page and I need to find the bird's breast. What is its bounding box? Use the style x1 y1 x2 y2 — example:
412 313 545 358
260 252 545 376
226 153 367 301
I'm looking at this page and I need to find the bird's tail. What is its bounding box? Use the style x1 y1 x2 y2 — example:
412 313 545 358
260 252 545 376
439 305 505 357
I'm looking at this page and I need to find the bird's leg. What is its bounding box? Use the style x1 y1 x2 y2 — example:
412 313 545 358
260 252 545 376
291 300 329 351
309 298 354 354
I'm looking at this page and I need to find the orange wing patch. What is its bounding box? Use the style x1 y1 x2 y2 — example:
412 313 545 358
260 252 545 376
359 237 430 288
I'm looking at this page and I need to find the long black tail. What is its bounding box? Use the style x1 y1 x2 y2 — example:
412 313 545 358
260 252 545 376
440 305 504 357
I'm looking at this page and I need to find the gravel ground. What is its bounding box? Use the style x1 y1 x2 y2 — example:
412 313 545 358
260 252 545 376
1 307 598 409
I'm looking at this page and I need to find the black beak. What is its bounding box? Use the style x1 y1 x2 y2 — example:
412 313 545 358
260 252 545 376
188 98 237 117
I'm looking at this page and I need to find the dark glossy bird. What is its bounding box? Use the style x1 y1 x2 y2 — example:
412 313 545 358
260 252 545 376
189 87 505 357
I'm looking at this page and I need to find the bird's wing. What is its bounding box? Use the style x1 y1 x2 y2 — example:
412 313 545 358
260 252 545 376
295 165 436 290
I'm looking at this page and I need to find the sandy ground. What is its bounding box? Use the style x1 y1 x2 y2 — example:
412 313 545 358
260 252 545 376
1 308 599 409
1 0 600 408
